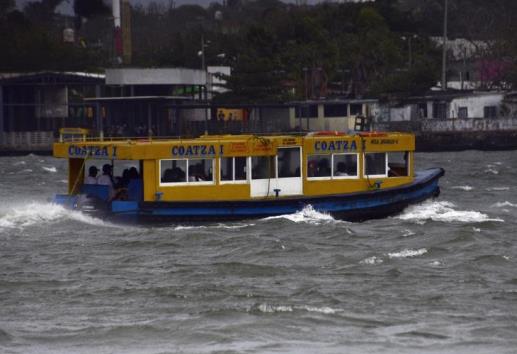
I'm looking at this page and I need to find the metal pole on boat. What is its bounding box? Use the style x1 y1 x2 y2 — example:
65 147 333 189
441 0 448 91
96 102 104 141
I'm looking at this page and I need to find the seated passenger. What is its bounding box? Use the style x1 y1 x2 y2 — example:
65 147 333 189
163 168 174 182
84 166 98 184
189 164 206 182
128 167 139 180
97 164 115 199
317 159 331 177
171 166 185 182
308 161 317 177
335 162 348 176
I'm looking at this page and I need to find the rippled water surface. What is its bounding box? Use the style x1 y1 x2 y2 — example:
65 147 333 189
1 151 517 353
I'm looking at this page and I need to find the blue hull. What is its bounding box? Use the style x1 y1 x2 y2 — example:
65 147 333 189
105 168 444 222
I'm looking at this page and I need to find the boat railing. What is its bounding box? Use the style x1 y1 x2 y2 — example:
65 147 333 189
57 130 411 143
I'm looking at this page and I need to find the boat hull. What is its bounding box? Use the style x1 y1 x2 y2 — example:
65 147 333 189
101 168 444 222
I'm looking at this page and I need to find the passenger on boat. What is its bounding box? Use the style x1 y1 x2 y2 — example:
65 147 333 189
189 164 206 182
85 166 98 184
97 164 115 199
316 158 331 177
308 160 317 177
335 162 349 176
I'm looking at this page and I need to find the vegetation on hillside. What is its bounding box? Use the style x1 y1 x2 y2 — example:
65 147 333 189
1 0 517 101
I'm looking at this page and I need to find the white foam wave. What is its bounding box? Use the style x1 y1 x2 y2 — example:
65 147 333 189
397 201 503 224
263 205 338 225
255 304 293 313
402 229 415 237
485 168 499 175
302 306 339 314
360 256 383 265
214 223 255 229
388 248 427 259
42 166 57 173
486 187 510 191
13 161 26 166
451 185 473 191
0 202 113 229
491 201 517 208
253 303 341 315
173 225 207 231
173 223 255 231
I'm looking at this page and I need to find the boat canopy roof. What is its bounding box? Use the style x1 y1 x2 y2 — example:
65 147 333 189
53 132 415 160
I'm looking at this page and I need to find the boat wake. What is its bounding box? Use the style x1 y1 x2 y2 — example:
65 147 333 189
262 205 340 225
396 201 504 224
0 202 115 229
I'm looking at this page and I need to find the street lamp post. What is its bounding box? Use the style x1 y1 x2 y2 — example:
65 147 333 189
441 0 448 91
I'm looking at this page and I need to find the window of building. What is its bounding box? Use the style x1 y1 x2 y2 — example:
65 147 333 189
295 105 318 118
432 102 447 119
324 104 347 118
364 153 387 177
307 155 331 178
333 153 358 178
220 157 247 183
350 103 363 115
388 152 409 177
484 106 497 118
251 156 276 179
458 107 468 119
160 159 214 184
277 147 301 178
417 103 428 118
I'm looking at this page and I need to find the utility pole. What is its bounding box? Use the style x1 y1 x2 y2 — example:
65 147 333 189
201 35 205 71
441 0 448 91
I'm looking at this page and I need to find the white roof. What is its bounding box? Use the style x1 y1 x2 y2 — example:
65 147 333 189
106 68 207 85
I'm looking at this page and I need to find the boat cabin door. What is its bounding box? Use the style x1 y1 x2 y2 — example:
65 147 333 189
250 147 303 198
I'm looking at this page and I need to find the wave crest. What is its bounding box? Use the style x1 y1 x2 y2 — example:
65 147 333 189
251 303 340 315
263 205 338 225
388 248 427 259
491 201 517 208
0 202 112 229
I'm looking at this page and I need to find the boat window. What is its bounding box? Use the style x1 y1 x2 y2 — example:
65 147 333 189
187 159 213 182
251 156 276 179
220 157 232 181
277 147 301 178
388 152 409 177
235 157 247 180
220 157 247 183
333 153 358 178
307 155 331 178
161 160 187 183
364 153 387 177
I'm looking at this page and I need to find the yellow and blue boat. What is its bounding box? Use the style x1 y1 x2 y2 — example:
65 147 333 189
52 129 444 221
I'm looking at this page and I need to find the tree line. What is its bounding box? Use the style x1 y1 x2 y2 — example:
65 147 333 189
1 0 517 102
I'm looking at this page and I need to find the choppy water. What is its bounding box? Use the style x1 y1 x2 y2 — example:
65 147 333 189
0 151 516 354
